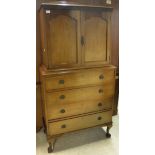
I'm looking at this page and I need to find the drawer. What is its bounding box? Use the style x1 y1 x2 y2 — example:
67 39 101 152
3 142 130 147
48 110 112 135
46 84 115 105
45 68 115 91
47 97 113 120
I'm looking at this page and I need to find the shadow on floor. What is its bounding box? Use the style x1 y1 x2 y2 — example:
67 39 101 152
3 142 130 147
52 127 107 152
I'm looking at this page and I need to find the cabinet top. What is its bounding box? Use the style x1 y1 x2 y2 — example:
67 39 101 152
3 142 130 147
40 0 113 9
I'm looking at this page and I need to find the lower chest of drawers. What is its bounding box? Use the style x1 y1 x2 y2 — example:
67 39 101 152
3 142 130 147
40 66 116 136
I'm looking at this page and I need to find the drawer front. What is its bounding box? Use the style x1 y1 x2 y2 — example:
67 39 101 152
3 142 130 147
48 111 112 135
45 68 115 90
47 97 113 120
47 84 115 105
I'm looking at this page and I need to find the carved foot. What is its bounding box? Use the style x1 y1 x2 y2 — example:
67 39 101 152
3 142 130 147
106 132 111 138
106 126 112 138
48 145 53 153
47 139 57 153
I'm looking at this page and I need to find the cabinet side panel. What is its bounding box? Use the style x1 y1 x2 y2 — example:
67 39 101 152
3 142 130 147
36 84 43 131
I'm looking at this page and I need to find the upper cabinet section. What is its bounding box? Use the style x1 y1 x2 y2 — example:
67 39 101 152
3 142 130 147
39 0 113 69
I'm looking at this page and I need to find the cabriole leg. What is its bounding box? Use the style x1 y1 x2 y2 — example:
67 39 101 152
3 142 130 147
48 138 57 153
106 126 112 138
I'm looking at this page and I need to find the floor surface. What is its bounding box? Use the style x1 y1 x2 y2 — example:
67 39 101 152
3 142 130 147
36 115 118 155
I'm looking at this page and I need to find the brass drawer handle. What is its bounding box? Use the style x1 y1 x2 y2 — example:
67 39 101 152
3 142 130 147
98 103 103 107
60 109 65 113
98 116 102 120
98 89 103 93
59 95 65 99
61 124 66 128
59 79 64 84
99 74 104 80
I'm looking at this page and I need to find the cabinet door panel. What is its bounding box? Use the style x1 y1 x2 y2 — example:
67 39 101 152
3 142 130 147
45 10 81 68
81 11 111 65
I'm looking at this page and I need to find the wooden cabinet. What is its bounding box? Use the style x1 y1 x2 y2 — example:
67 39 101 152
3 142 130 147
39 0 117 153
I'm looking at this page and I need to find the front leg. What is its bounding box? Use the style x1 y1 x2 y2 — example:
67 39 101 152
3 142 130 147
106 126 112 138
48 138 57 153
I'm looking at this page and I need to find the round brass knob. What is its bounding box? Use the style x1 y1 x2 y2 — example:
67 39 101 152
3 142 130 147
59 79 64 84
99 74 104 80
60 109 65 113
98 89 103 93
60 95 65 99
61 124 66 128
98 117 102 120
98 103 102 107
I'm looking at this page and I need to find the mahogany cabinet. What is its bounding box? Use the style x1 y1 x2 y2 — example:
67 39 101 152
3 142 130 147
38 0 118 153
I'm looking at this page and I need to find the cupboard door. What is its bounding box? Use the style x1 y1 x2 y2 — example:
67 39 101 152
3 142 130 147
43 9 81 68
81 11 111 65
